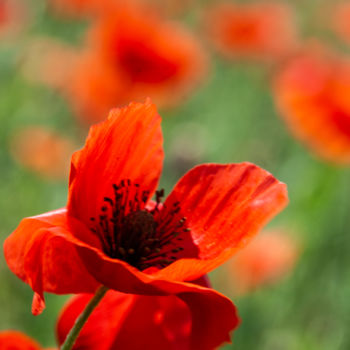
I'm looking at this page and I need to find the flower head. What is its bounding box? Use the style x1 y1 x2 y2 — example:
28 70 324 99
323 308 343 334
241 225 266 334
204 1 298 62
273 43 350 164
4 100 288 318
56 277 237 350
64 2 207 123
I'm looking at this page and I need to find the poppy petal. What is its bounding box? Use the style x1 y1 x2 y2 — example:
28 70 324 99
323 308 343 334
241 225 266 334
0 331 42 350
177 287 238 349
57 292 135 350
56 284 238 350
68 239 239 345
3 208 99 314
156 162 288 281
67 100 164 227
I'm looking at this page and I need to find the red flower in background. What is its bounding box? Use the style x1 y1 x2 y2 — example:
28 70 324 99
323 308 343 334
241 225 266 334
274 44 350 164
204 1 298 62
61 2 207 123
4 100 287 324
56 277 237 350
228 229 299 295
0 331 44 350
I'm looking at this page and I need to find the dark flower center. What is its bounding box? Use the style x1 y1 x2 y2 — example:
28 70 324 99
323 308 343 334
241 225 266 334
90 179 188 270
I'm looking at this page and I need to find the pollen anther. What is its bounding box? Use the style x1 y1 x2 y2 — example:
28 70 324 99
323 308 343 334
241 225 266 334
89 180 189 270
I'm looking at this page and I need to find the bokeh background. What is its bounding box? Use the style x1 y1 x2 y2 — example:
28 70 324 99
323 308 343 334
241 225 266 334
1 0 350 349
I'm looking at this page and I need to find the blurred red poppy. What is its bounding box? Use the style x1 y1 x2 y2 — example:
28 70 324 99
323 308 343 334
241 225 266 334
274 44 350 164
0 331 43 350
4 100 288 318
9 126 76 180
204 1 298 62
64 2 207 123
228 229 299 295
56 277 237 350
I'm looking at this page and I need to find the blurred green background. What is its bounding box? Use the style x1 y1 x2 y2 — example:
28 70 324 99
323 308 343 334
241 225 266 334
1 0 350 349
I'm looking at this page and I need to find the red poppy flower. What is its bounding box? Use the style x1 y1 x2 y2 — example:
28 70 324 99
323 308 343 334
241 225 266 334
56 277 237 350
204 1 298 62
0 331 43 350
228 229 299 295
65 2 207 123
273 44 350 163
4 100 288 318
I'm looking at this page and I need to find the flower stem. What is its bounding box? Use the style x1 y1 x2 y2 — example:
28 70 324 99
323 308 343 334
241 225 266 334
61 285 109 350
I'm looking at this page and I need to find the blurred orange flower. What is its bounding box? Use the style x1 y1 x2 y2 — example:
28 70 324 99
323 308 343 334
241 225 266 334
64 2 207 123
10 126 76 180
332 2 350 44
274 44 350 164
228 229 299 295
0 331 43 350
204 1 298 62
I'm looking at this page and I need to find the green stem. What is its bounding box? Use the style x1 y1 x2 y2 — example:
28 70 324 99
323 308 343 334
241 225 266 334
61 285 109 350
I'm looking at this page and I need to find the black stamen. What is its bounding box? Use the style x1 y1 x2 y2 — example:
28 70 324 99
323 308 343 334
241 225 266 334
89 180 189 270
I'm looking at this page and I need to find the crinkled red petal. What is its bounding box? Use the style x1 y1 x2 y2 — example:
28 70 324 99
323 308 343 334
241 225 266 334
154 162 288 281
3 208 99 314
73 162 286 289
57 283 238 350
57 292 135 350
67 100 164 228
